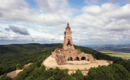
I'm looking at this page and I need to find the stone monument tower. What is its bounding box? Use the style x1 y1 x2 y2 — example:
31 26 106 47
43 23 112 75
63 23 75 50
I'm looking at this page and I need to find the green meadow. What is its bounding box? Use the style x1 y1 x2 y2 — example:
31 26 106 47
100 50 130 60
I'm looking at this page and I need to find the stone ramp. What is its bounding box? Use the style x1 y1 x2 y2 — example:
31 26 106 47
7 69 23 79
43 55 58 68
7 63 32 79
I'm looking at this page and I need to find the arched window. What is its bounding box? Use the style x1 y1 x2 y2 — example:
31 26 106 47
68 57 73 61
81 57 86 60
75 57 79 61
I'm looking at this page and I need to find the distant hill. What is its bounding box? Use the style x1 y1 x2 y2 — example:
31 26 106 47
90 44 130 53
0 43 62 75
88 44 130 60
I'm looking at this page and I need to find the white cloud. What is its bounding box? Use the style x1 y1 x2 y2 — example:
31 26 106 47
0 0 72 25
85 0 130 5
71 3 130 44
0 0 27 9
82 5 101 14
35 0 70 13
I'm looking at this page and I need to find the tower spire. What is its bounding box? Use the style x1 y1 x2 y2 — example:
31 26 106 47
66 22 70 29
67 22 69 26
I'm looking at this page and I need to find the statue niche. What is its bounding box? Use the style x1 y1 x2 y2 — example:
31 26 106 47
67 39 72 46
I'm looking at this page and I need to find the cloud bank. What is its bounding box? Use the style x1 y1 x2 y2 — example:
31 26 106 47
7 25 29 35
0 0 130 45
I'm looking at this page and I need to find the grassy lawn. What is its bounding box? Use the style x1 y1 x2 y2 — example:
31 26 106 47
100 50 130 60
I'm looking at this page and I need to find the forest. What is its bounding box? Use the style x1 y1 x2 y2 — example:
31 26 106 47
0 44 130 80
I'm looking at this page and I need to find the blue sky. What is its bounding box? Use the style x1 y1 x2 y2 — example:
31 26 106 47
0 0 130 45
